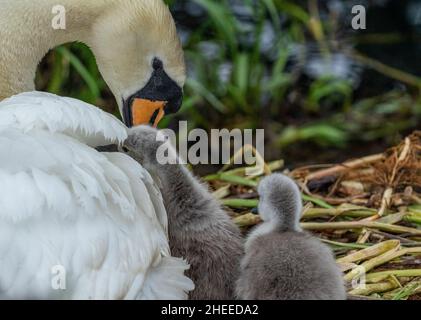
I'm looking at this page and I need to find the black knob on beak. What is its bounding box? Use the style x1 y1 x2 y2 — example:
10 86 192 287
122 58 183 128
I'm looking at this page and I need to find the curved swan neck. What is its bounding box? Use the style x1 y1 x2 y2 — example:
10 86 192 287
0 0 112 100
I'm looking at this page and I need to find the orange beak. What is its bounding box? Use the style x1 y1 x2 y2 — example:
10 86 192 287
131 98 166 127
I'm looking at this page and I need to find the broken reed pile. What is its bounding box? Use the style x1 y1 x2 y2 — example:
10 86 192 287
204 132 421 300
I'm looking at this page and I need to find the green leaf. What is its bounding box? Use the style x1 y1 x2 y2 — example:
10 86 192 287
55 46 100 99
186 78 228 113
193 0 238 53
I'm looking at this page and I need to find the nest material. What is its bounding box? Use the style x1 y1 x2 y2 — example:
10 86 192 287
205 132 421 300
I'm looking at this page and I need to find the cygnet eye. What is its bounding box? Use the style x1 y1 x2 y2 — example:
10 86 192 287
122 146 129 153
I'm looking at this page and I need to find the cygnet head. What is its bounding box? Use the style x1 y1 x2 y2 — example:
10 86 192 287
257 173 302 232
121 125 178 172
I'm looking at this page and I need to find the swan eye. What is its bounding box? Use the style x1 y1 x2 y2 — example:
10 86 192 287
122 146 129 153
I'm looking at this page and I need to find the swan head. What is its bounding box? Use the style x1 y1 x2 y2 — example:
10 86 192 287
90 0 185 128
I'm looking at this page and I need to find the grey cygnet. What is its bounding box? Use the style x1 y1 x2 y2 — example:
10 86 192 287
236 173 346 300
122 125 243 300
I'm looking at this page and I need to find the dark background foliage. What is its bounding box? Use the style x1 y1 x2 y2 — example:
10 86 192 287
36 0 421 167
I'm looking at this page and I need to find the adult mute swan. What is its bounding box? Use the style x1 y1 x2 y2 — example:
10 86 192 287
0 0 193 299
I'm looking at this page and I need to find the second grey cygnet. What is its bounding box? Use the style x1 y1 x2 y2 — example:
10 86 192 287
236 173 346 300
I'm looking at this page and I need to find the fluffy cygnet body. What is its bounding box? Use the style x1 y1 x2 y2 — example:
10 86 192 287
122 125 243 300
236 173 346 300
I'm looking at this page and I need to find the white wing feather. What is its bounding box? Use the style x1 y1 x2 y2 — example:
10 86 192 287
0 92 127 146
0 92 193 299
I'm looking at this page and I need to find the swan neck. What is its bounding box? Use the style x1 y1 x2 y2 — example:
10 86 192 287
0 0 110 99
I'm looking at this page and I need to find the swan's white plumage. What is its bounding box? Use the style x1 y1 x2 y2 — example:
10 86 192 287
0 91 194 299
0 92 127 147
